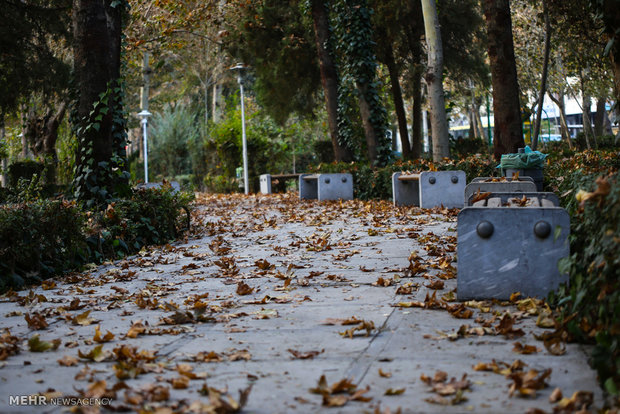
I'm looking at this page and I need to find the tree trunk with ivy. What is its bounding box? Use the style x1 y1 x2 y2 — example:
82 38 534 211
72 0 128 205
483 0 524 161
310 0 353 162
332 0 391 167
420 0 450 161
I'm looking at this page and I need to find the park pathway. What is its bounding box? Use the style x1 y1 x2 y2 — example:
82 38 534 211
0 193 604 413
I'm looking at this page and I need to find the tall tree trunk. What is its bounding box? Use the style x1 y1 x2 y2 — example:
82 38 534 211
603 0 620 141
474 103 485 141
611 51 620 142
404 1 424 159
483 0 525 160
73 0 125 200
0 115 6 187
548 91 573 149
594 97 608 137
420 0 450 161
310 0 353 162
356 83 379 162
531 0 551 151
580 75 594 149
384 42 411 159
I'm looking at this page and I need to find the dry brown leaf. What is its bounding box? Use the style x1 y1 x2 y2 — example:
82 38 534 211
288 349 324 359
25 313 48 330
549 387 563 403
73 310 97 326
236 281 255 296
508 368 552 398
378 368 392 378
125 321 146 339
513 342 540 355
384 388 405 396
57 355 79 366
93 325 115 343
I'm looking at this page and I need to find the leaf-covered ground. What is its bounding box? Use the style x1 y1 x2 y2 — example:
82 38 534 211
0 193 604 413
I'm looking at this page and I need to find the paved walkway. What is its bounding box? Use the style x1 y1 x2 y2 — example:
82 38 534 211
0 193 603 413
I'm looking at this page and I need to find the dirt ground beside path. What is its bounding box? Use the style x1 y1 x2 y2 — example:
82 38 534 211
0 193 604 413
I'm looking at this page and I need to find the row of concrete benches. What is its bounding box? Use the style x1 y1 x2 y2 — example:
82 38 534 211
261 171 570 301
260 171 538 208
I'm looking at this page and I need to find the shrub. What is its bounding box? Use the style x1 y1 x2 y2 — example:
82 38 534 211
550 171 620 395
7 160 44 188
0 200 86 290
149 104 198 181
0 185 193 291
91 184 193 260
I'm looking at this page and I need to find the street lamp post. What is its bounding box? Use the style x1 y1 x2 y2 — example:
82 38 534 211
138 110 152 183
230 63 249 195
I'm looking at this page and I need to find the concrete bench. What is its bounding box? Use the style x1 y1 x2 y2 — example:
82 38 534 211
259 174 300 194
456 193 569 300
135 181 181 194
299 173 353 201
392 171 465 208
464 177 537 205
467 191 559 207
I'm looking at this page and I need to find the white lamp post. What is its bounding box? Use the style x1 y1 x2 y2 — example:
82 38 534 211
138 109 152 183
230 63 249 195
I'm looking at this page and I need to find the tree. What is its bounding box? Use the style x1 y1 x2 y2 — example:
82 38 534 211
332 0 391 166
72 0 129 205
0 0 72 116
421 0 450 161
483 0 525 160
310 0 353 162
531 0 551 150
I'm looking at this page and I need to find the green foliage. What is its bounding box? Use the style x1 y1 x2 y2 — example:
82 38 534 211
93 185 193 260
542 149 620 393
0 186 193 291
224 0 321 123
149 104 199 181
331 0 391 166
6 160 44 188
72 81 131 208
450 137 489 158
202 96 290 192
0 200 86 291
0 0 72 115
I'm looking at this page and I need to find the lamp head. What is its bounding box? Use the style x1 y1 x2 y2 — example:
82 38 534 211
137 110 152 119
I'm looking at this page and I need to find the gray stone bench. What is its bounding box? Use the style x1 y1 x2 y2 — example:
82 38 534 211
464 177 537 205
299 173 353 201
259 174 300 194
457 193 569 300
135 181 181 193
467 191 559 207
392 171 465 208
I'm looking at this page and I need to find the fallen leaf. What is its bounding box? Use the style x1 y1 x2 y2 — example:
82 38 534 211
385 388 405 396
288 349 323 359
512 342 540 355
549 387 563 403
57 355 79 366
73 310 97 326
25 313 48 330
236 281 255 296
93 325 115 343
78 344 110 362
125 321 147 338
378 368 392 378
28 335 60 352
